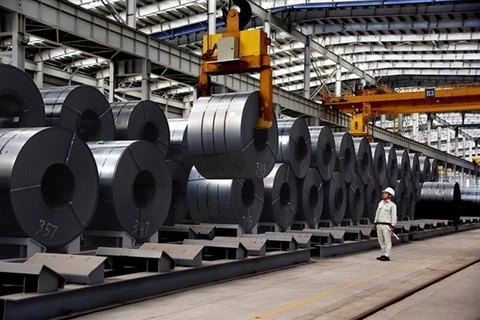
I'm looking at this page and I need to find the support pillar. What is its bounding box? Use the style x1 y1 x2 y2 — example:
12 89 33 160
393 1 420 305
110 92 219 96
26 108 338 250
380 115 386 129
303 38 311 99
454 129 459 157
33 62 44 89
437 127 441 150
109 61 115 103
462 136 466 160
141 59 151 100
427 115 432 146
208 0 216 35
412 113 419 141
398 114 403 132
126 0 137 28
335 67 341 97
446 129 450 154
469 140 473 161
8 13 26 70
275 104 281 118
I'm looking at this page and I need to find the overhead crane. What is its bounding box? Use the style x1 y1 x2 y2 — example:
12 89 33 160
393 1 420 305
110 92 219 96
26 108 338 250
322 85 480 141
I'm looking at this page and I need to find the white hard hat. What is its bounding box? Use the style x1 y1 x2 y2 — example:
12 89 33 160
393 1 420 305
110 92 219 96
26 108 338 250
383 187 395 197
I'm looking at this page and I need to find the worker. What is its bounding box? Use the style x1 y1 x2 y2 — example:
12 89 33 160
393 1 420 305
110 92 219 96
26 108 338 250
373 187 397 261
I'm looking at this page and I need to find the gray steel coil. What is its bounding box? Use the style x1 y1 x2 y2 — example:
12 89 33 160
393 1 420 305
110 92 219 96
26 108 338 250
262 163 298 229
429 158 439 181
0 127 99 247
297 168 323 228
111 100 170 156
167 119 191 169
188 91 278 179
345 173 365 225
396 149 411 182
164 160 189 226
322 171 347 226
352 137 372 184
384 146 398 187
416 182 461 222
333 132 356 184
459 187 480 217
277 119 311 179
370 142 387 187
405 180 416 219
308 126 336 182
364 175 381 222
87 141 172 240
0 65 45 127
394 179 408 220
409 153 421 191
40 85 115 141
418 156 431 183
187 167 264 231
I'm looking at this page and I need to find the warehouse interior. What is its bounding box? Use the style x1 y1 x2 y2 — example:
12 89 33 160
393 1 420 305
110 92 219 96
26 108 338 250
0 0 479 319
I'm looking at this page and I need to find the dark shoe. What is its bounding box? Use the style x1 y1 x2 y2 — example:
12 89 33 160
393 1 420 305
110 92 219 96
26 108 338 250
376 255 385 260
380 256 390 261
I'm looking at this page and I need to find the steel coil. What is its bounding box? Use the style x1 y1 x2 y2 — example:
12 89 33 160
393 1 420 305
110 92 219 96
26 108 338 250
405 180 416 219
345 173 365 225
364 175 381 221
111 100 170 156
460 187 480 217
394 179 408 220
277 119 311 179
0 127 99 247
409 153 421 191
41 85 115 141
308 126 336 181
164 160 189 226
370 142 387 186
0 65 45 127
396 149 411 182
352 137 372 184
418 156 431 183
167 119 191 169
87 141 172 240
429 158 439 182
416 182 461 222
333 132 356 184
187 167 264 231
322 171 347 226
262 163 298 229
188 91 278 179
384 146 398 187
298 168 323 228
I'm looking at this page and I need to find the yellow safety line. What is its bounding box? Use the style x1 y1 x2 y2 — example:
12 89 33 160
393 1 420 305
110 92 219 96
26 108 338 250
250 242 479 319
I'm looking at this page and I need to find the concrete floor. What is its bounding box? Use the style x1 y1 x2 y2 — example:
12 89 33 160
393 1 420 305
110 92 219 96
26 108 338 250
78 229 480 320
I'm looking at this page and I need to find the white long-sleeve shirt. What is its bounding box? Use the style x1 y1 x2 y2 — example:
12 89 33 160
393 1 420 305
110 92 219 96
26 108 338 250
374 199 397 227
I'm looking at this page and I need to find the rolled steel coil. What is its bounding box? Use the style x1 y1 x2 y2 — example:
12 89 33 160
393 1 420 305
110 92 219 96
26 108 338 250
0 127 99 247
187 167 264 231
409 153 421 191
415 182 461 222
418 156 431 183
370 142 387 186
345 173 365 225
352 137 372 184
384 146 398 187
394 179 408 220
396 149 411 182
0 65 45 127
333 132 356 184
405 180 416 219
87 141 172 240
429 158 439 182
298 168 323 228
277 119 311 179
262 163 298 229
460 187 480 217
364 175 381 221
308 126 336 181
188 91 278 179
322 171 347 226
111 100 170 156
167 119 191 169
164 160 189 226
41 85 115 141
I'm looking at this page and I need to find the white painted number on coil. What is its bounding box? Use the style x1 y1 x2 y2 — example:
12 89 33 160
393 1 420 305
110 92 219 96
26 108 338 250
35 220 58 239
256 162 266 176
133 220 150 237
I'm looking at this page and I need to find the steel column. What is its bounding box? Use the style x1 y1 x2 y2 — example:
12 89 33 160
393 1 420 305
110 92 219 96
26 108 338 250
463 136 466 160
335 67 341 97
412 113 419 141
126 0 137 29
438 127 442 150
9 13 26 70
208 0 216 35
380 115 386 129
454 130 459 157
398 114 403 132
141 59 151 100
109 61 115 103
33 61 44 88
304 38 311 99
427 116 432 146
